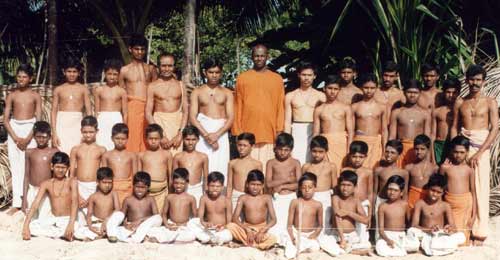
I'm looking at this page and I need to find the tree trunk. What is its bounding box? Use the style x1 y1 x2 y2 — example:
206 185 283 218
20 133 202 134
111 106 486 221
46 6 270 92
47 0 58 86
182 0 196 91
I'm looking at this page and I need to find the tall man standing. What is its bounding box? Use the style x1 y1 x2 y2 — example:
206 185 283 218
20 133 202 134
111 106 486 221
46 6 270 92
374 61 405 117
418 63 441 110
232 44 285 169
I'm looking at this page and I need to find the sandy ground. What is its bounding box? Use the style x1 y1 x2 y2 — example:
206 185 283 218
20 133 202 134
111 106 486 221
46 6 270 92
0 212 499 260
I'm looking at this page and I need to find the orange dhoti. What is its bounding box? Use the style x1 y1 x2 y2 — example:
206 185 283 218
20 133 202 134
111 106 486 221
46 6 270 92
397 139 415 168
444 192 473 245
408 186 426 209
322 132 347 170
126 96 147 152
113 178 132 207
354 134 382 169
149 180 168 212
250 143 275 174
153 111 183 156
226 222 277 250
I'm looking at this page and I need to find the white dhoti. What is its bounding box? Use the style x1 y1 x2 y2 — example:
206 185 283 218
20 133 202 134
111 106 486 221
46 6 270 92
106 211 162 243
291 122 313 165
29 216 79 239
282 227 343 259
355 199 370 243
408 227 465 256
56 111 83 155
187 218 232 245
74 216 103 241
374 195 387 240
188 182 204 207
7 117 36 208
147 219 197 243
96 112 123 151
376 231 419 257
77 181 97 223
313 190 332 234
333 231 372 253
26 184 52 219
195 113 230 178
231 189 245 211
270 192 296 239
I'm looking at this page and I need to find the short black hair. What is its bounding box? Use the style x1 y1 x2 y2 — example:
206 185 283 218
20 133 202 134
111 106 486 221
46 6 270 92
442 78 460 91
338 57 357 71
145 124 163 138
325 75 341 86
339 170 357 186
81 116 98 129
465 64 487 80
402 79 422 91
386 175 405 191
63 58 83 71
52 152 70 166
97 167 113 180
128 34 147 47
182 125 200 138
414 134 431 148
103 59 122 72
421 63 440 75
296 61 317 74
386 139 403 154
275 132 294 149
424 173 447 190
33 121 51 136
451 135 470 151
203 58 223 71
357 73 378 87
349 141 368 155
382 61 399 73
133 171 151 187
172 168 189 181
237 132 256 145
297 172 317 198
310 135 328 151
112 123 129 137
246 169 264 183
207 171 225 185
16 64 34 77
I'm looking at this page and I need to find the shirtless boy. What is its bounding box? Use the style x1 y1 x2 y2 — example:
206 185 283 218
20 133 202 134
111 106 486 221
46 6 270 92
265 133 302 235
409 174 466 256
138 124 172 211
22 152 78 241
432 78 459 164
146 53 188 155
352 73 388 169
440 136 477 244
173 126 209 205
227 170 277 250
313 75 354 170
418 63 441 110
119 34 157 152
106 171 162 243
227 132 262 209
374 61 405 114
336 58 362 105
94 59 127 151
284 62 325 164
4 64 42 214
376 175 419 257
406 134 438 209
69 116 106 216
51 59 91 155
190 59 234 177
389 79 431 168
302 135 337 233
101 123 137 205
22 121 58 218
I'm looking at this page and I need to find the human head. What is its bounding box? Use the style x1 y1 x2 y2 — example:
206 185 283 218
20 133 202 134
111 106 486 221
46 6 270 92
207 171 224 198
182 125 200 152
450 136 470 164
251 44 268 70
358 73 378 99
275 133 294 161
297 172 317 199
103 59 122 86
385 140 403 163
413 134 431 161
51 152 70 178
296 61 316 88
63 58 82 83
338 170 357 197
465 64 487 94
381 61 399 89
16 64 34 87
145 123 163 150
338 58 357 85
128 34 147 61
424 174 446 201
402 79 422 104
96 167 114 194
157 53 176 78
81 116 98 143
203 58 223 86
349 141 368 168
421 63 440 89
237 132 255 158
111 123 129 150
310 135 328 163
245 169 265 196
442 78 460 104
172 168 189 194
33 121 51 148
386 175 405 201
324 75 341 101
133 171 151 199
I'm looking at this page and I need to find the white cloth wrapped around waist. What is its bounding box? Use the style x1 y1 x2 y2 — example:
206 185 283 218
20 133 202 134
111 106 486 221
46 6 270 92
147 218 197 244
231 189 245 210
376 230 419 257
78 181 97 201
188 182 204 207
96 111 123 151
291 122 313 165
408 227 465 256
186 218 232 245
26 184 52 219
195 113 230 178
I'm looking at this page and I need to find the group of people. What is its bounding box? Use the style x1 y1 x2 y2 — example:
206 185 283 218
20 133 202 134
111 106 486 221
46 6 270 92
3 33 499 258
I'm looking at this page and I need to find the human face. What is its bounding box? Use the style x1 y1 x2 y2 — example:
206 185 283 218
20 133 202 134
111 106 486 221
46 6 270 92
339 68 355 84
16 71 32 88
246 180 264 196
422 70 439 89
382 71 398 88
105 69 119 86
349 152 366 168
427 186 444 202
204 66 222 86
310 147 326 163
51 163 69 179
207 181 223 198
112 133 128 150
275 145 292 161
81 126 97 143
299 180 316 200
466 74 485 94
414 144 429 161
133 181 148 199
443 87 458 104
237 140 253 158
146 132 161 150
183 134 199 152
361 81 377 99
451 145 468 164
129 45 146 61
404 88 420 104
173 178 188 194
384 146 400 163
34 132 50 148
298 68 316 88
251 46 268 70
97 178 113 194
324 84 340 101
386 183 402 202
339 180 355 197
64 67 80 83
159 56 175 78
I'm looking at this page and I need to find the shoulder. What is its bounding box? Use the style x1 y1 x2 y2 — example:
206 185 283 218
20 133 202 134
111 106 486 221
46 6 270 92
486 96 498 106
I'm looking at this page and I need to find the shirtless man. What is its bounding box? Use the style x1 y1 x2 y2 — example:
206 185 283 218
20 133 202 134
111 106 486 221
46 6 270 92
101 123 138 205
69 116 106 217
285 62 325 164
374 61 405 117
138 124 172 211
4 64 42 214
190 59 233 178
119 34 157 152
313 75 354 170
336 58 363 105
51 59 92 155
94 59 127 151
146 53 188 155
390 80 431 168
418 63 441 110
22 122 59 218
352 74 388 169
432 78 459 164
450 64 499 245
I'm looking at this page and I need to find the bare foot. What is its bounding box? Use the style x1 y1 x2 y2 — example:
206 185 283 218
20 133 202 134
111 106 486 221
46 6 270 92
6 207 19 216
227 241 241 248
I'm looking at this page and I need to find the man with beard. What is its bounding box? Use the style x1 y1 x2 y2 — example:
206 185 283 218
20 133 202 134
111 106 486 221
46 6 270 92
451 65 499 246
337 58 363 105
418 63 442 110
145 53 188 156
374 61 405 119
